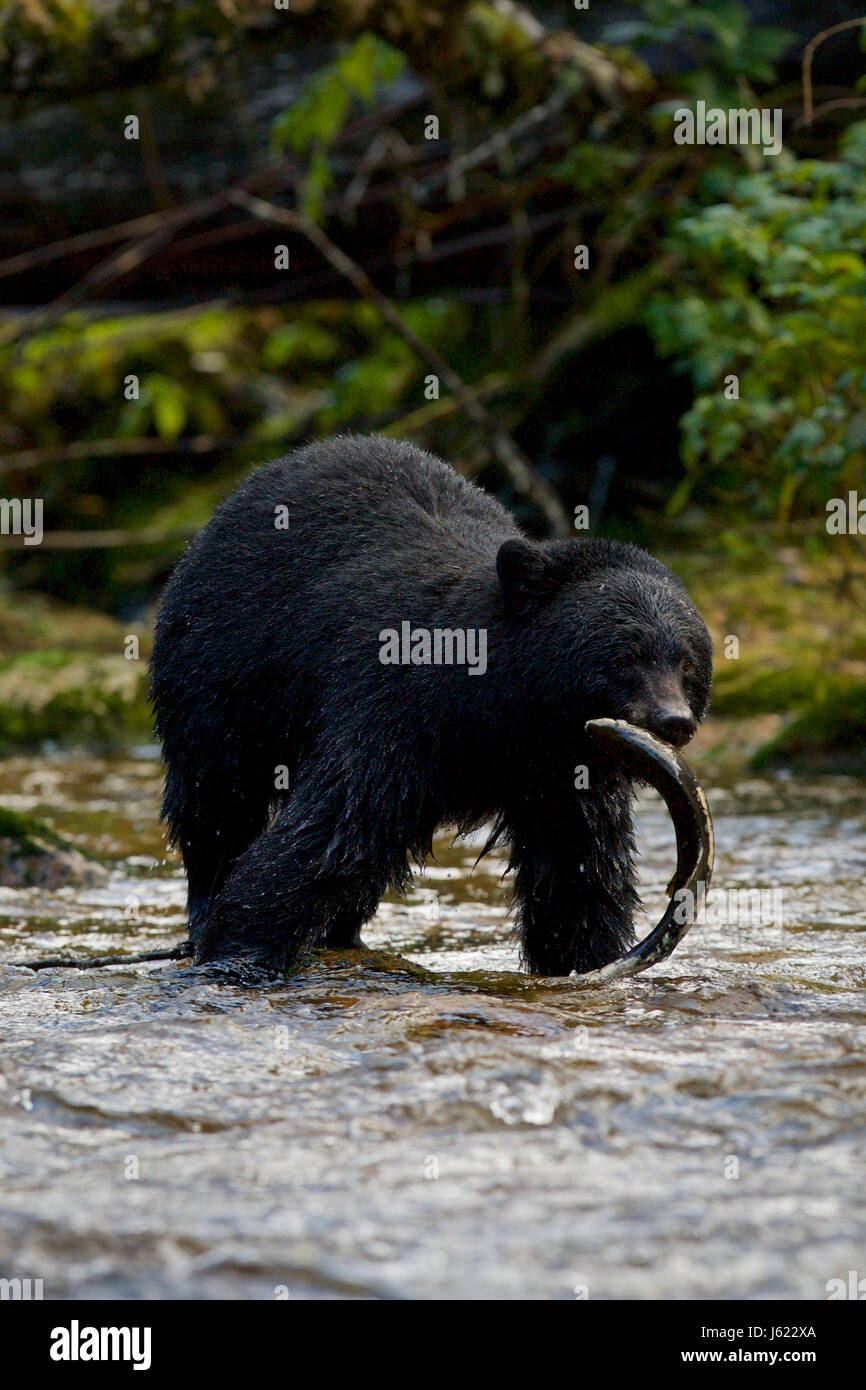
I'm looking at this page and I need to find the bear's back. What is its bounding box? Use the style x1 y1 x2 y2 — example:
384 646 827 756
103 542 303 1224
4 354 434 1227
260 433 511 537
155 435 519 666
201 433 516 570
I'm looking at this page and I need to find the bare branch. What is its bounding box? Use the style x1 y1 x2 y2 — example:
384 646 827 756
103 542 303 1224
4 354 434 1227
0 525 198 551
0 192 231 352
230 189 572 536
802 17 866 129
793 94 866 131
0 434 236 478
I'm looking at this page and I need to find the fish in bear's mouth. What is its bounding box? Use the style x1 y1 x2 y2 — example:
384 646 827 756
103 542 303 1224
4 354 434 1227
575 718 714 983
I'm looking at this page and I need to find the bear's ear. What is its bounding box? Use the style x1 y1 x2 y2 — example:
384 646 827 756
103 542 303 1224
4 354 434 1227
496 539 560 616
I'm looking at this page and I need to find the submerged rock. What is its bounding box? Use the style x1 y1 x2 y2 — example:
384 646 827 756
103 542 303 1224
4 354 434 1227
0 807 107 890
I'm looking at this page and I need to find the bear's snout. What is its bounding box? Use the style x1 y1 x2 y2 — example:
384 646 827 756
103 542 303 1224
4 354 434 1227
626 686 698 748
650 707 697 748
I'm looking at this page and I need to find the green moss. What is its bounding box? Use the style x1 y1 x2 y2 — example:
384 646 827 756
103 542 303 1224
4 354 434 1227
0 683 151 755
0 804 83 861
0 648 77 674
0 805 47 855
711 669 849 717
752 683 866 773
0 597 153 752
0 595 130 657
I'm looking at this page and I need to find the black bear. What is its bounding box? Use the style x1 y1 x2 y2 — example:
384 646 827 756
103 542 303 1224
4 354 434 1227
151 434 712 976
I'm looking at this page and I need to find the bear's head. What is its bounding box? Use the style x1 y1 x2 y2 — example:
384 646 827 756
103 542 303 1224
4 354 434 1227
496 537 712 748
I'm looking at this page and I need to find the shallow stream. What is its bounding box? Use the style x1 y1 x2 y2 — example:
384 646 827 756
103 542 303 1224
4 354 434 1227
0 754 863 1299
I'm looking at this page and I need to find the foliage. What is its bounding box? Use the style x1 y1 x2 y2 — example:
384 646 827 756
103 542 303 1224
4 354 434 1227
647 123 866 518
752 683 866 772
604 0 796 103
0 298 466 604
271 34 404 219
2 1 866 758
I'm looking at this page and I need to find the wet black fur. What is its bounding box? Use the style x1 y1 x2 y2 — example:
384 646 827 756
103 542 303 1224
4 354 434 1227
151 434 712 976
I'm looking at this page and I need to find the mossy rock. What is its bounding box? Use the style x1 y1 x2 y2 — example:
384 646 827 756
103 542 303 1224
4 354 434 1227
0 597 152 750
752 683 866 774
711 668 851 718
0 594 130 658
0 651 151 753
0 685 151 753
0 806 107 889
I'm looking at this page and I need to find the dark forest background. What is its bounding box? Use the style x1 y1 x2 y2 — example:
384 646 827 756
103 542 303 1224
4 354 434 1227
0 0 864 772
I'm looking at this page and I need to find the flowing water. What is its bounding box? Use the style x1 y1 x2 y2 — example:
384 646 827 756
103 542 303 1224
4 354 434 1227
0 752 864 1300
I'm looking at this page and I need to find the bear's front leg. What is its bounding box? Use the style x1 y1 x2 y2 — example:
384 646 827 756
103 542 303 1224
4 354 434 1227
507 775 639 976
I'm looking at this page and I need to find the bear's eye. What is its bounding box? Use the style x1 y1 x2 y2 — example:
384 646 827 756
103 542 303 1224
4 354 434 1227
681 656 693 674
